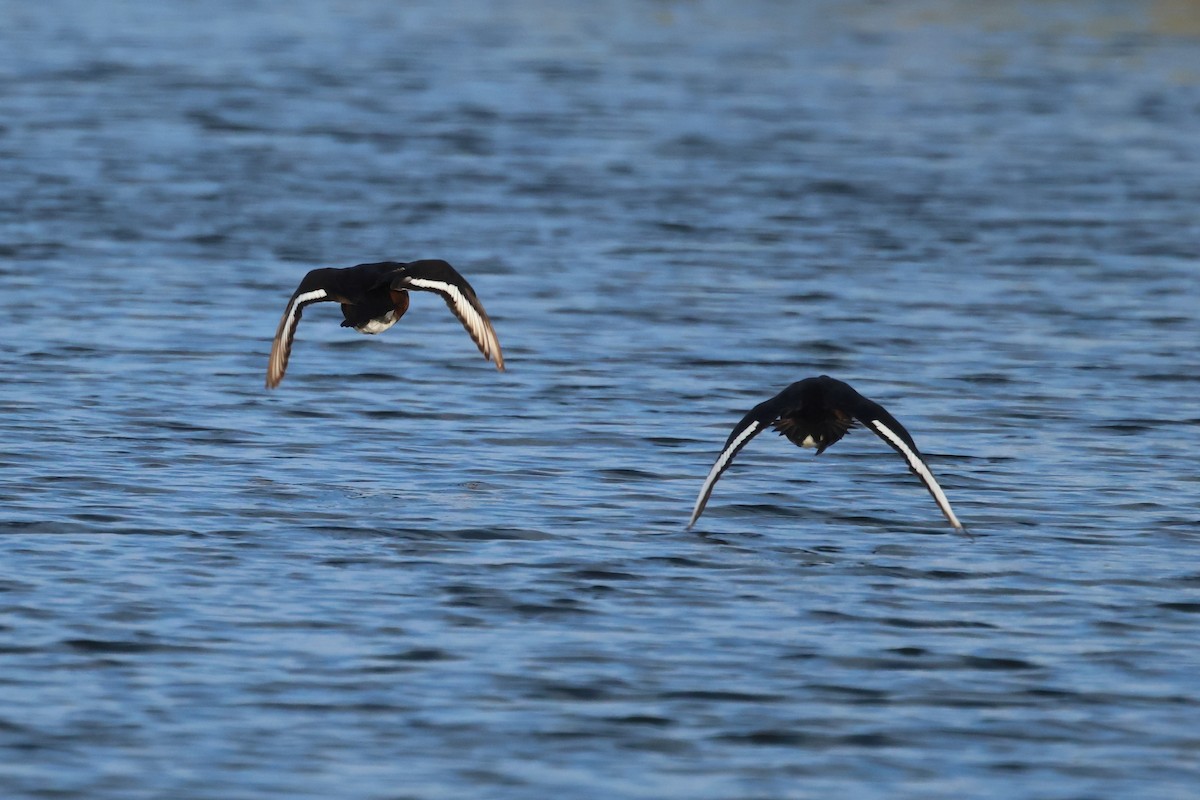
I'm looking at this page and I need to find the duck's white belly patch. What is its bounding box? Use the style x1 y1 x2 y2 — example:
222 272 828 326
357 311 399 334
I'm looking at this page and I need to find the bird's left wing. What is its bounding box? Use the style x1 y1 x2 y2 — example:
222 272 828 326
849 395 966 533
390 260 504 371
688 392 796 528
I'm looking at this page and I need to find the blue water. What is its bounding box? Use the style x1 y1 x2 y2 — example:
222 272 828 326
2 1 1199 798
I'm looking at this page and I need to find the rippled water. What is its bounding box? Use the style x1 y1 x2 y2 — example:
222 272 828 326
2 1 1199 797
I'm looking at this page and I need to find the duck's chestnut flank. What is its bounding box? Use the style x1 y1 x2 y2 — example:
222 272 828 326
266 259 504 389
689 375 965 532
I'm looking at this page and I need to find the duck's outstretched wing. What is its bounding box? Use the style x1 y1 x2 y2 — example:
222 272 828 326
688 390 799 528
844 390 966 533
266 269 338 389
390 260 505 371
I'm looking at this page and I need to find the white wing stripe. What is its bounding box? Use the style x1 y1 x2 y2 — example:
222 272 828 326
405 277 500 362
869 419 964 531
688 420 761 527
288 289 327 328
269 288 327 384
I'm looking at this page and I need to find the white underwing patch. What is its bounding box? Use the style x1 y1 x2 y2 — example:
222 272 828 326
869 419 964 530
405 277 501 365
689 420 762 527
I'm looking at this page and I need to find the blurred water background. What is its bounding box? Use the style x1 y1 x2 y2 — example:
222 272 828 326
1 1 1198 797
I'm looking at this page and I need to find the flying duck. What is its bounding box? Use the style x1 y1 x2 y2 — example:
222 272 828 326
688 375 965 532
267 259 504 388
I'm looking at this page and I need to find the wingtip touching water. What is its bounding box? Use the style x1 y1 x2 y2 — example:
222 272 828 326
265 259 504 389
688 375 966 533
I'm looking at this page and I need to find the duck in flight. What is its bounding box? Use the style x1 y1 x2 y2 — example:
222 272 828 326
267 259 504 388
688 375 965 532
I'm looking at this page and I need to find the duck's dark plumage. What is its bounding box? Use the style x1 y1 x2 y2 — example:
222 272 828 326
688 375 965 532
267 259 504 388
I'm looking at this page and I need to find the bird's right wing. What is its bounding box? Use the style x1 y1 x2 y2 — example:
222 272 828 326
688 393 794 528
266 272 335 389
391 260 505 371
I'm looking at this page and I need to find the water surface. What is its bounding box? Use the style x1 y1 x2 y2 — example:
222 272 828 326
1 1 1198 798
